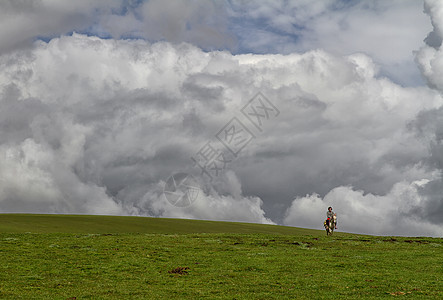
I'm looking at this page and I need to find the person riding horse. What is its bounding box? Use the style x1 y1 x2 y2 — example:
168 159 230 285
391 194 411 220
326 206 337 229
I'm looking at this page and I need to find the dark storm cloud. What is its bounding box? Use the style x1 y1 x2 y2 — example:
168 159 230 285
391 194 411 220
407 0 443 229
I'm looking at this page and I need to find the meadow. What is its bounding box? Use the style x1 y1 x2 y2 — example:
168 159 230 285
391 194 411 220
0 214 441 299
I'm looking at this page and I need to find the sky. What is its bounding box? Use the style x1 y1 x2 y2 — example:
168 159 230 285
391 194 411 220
1 0 443 237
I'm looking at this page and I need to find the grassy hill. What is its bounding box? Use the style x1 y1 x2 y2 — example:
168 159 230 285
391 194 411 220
0 213 324 235
0 214 441 299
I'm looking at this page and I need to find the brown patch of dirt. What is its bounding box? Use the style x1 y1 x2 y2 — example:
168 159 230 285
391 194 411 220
168 266 190 275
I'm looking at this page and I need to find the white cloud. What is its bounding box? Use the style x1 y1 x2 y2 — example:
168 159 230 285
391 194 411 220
0 137 122 215
0 0 429 86
0 18 442 234
229 0 431 86
137 171 274 224
416 0 443 91
284 180 443 237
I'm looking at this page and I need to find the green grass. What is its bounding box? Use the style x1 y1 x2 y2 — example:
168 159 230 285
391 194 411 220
0 214 442 299
0 214 321 235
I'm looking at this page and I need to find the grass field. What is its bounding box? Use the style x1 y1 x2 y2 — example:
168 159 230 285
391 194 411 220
0 214 322 235
0 214 442 299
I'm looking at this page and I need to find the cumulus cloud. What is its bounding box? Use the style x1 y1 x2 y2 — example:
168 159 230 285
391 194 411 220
1 1 427 86
405 0 443 232
1 0 443 236
416 0 443 90
284 180 443 237
284 0 443 237
0 33 274 223
0 32 442 234
228 0 430 86
135 171 273 224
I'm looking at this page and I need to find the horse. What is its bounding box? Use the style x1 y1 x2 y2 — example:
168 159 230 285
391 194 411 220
324 214 337 236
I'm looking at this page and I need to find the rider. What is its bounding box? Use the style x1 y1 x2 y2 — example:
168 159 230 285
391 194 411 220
326 206 337 229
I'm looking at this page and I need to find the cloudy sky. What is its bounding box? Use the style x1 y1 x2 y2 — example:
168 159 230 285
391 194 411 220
1 0 443 237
